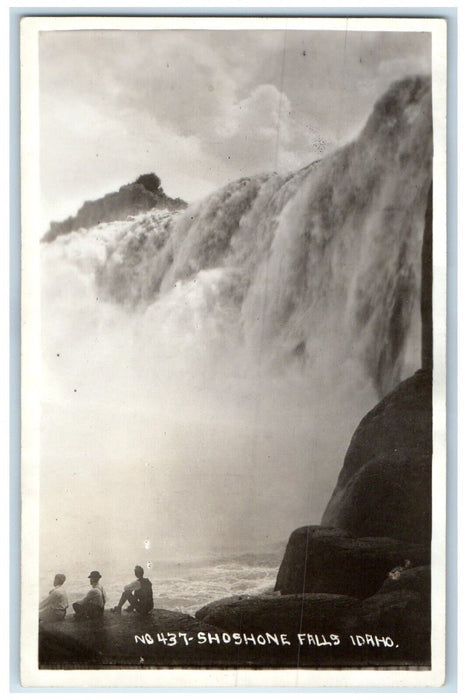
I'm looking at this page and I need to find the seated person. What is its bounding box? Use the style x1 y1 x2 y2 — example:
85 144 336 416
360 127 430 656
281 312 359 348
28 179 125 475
388 559 412 580
112 565 153 615
39 573 68 622
72 571 106 619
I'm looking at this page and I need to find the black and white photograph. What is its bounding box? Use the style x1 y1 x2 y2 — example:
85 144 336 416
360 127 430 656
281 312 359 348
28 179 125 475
20 16 447 687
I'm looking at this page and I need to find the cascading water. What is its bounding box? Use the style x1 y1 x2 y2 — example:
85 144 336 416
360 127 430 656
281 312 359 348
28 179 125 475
40 76 432 575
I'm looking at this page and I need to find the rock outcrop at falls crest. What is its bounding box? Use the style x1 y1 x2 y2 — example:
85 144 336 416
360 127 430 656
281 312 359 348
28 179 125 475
43 172 187 243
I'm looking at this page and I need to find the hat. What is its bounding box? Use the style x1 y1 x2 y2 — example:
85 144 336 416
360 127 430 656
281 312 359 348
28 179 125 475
88 571 102 580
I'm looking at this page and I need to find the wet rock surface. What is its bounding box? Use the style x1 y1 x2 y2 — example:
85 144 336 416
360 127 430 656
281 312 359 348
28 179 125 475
274 526 429 598
321 369 432 545
39 609 228 668
40 593 430 669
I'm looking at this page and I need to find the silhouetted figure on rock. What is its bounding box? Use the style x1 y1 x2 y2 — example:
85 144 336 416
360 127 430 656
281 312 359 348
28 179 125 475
112 565 154 615
73 571 106 619
388 559 412 581
39 573 68 622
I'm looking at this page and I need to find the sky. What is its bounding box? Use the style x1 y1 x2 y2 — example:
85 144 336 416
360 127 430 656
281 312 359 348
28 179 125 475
39 27 431 232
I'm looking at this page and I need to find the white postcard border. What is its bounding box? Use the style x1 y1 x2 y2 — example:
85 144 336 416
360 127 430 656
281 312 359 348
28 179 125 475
20 14 447 689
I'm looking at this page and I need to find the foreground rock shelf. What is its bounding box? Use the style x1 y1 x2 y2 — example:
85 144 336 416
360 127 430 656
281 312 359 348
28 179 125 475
40 609 227 669
40 566 430 669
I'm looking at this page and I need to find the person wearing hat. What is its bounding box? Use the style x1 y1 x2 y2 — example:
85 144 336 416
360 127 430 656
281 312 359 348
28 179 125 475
39 573 68 622
388 559 412 581
72 571 106 619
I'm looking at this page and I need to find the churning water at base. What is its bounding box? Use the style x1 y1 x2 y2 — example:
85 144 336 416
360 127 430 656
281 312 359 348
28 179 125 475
39 76 432 589
40 549 283 617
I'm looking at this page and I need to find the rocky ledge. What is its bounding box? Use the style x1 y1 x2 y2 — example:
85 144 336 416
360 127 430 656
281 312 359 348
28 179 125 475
275 526 429 598
42 172 187 243
40 609 227 669
40 563 430 669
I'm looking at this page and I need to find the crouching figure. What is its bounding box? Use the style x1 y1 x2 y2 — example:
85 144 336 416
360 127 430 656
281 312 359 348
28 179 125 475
112 565 153 615
73 571 106 619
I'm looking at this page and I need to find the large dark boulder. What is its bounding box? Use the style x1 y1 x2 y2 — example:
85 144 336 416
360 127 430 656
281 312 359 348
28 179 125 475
136 172 162 193
274 526 429 598
321 369 432 544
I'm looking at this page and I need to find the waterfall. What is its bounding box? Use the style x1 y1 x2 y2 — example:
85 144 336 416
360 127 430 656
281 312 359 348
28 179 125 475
40 75 432 568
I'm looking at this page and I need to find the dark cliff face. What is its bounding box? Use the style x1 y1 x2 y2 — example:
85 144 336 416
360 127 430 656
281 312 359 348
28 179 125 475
421 182 433 370
42 172 187 242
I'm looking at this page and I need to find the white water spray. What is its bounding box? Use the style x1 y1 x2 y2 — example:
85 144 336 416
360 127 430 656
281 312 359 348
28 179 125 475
40 76 432 573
